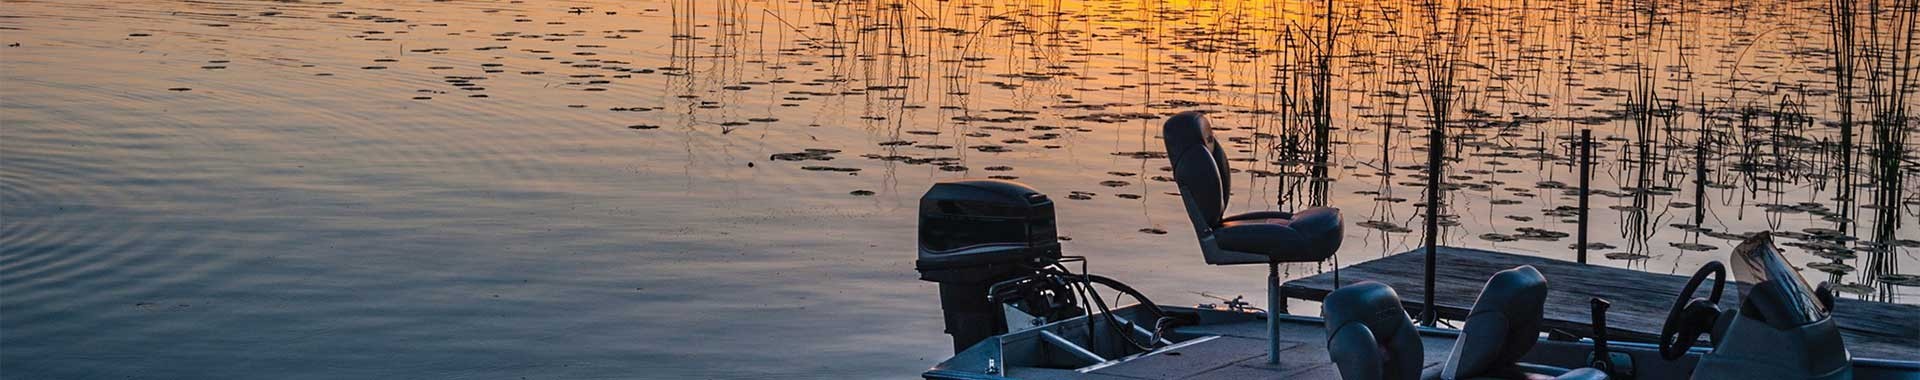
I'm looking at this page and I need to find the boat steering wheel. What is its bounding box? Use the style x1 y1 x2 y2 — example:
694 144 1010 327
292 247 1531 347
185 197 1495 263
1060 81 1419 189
1660 261 1726 360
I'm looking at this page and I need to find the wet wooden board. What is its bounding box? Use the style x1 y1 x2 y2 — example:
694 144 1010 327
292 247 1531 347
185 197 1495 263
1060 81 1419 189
1280 246 1920 361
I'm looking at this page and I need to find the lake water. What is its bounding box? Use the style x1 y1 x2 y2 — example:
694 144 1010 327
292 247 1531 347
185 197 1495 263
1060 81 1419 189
2 0 1915 378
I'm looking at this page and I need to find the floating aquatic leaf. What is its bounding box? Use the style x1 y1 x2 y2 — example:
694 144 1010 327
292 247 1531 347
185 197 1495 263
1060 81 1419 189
800 166 859 173
1605 252 1651 260
1831 283 1874 295
1357 220 1411 233
1880 274 1920 287
1514 227 1568 241
1806 262 1853 274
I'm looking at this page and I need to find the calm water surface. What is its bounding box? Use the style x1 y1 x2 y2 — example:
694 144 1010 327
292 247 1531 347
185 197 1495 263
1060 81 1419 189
3 0 1915 378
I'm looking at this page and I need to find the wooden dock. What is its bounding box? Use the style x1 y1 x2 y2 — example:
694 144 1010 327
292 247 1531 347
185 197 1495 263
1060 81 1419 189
1280 246 1920 361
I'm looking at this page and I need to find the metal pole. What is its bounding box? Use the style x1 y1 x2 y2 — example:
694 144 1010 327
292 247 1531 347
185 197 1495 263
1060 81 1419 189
1267 261 1281 364
1040 330 1107 364
1421 126 1444 327
1578 129 1592 264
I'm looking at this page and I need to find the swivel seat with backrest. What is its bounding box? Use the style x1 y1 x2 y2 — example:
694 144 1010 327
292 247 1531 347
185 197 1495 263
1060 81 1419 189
1442 265 1608 380
1162 111 1344 364
1323 281 1424 380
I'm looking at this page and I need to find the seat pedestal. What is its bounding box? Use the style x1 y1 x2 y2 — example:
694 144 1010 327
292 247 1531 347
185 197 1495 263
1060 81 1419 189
1267 262 1280 364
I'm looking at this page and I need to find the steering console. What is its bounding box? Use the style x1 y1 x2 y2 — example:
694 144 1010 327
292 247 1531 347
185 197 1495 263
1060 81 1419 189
1660 261 1726 360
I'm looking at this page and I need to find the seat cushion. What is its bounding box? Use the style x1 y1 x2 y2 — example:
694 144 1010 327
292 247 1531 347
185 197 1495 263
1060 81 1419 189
1212 207 1342 262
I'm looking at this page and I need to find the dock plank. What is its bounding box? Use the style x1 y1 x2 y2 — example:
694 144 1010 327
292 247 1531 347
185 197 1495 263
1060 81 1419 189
1280 246 1920 361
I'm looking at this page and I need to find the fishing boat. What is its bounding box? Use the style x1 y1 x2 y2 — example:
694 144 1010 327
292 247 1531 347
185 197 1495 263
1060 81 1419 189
911 113 1920 379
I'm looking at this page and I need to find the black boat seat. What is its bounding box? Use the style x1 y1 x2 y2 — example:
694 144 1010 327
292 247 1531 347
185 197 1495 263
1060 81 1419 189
1324 281 1423 380
1162 111 1342 266
1441 265 1608 380
1164 111 1344 365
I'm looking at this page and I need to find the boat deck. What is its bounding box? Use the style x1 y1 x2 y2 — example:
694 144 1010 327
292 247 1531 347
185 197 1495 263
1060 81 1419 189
1003 315 1457 379
1280 246 1920 361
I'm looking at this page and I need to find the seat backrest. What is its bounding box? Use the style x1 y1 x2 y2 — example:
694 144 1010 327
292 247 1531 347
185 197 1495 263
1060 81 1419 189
1443 265 1549 380
1162 111 1233 233
1324 281 1424 380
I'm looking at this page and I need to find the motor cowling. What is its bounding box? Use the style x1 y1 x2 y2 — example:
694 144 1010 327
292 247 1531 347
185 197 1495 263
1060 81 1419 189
916 179 1061 353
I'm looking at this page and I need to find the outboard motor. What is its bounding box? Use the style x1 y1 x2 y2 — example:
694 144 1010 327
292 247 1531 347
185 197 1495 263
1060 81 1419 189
1684 233 1851 380
917 179 1064 353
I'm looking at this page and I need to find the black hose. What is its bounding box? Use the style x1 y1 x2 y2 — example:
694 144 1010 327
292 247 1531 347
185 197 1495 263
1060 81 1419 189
1036 265 1171 351
1082 276 1153 351
1079 272 1169 320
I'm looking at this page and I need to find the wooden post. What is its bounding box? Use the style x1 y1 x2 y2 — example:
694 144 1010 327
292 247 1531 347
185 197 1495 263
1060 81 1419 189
1578 129 1592 264
1422 126 1444 326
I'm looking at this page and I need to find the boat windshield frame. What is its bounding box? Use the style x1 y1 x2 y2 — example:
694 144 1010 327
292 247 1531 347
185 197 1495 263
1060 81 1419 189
1730 233 1830 327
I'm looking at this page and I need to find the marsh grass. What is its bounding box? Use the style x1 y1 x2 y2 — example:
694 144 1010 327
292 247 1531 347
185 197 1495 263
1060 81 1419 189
662 0 1918 300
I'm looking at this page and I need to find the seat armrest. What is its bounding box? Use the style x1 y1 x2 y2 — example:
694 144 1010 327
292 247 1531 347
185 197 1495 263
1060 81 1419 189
1222 211 1294 223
